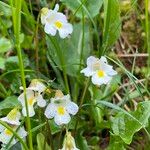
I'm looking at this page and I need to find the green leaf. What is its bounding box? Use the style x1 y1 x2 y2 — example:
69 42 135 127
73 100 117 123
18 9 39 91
103 0 121 51
76 130 89 150
9 142 21 150
0 96 20 110
0 38 13 53
46 23 91 76
61 0 103 18
0 1 12 17
111 101 150 144
0 57 5 69
37 133 51 150
107 135 126 150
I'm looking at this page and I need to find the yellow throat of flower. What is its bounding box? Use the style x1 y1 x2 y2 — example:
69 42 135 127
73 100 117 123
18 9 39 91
97 70 105 78
57 106 65 115
55 21 63 29
5 129 12 136
28 97 36 106
7 108 19 121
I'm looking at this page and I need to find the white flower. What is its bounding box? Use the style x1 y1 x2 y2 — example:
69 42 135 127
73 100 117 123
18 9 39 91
0 126 27 147
60 132 79 150
45 90 78 125
81 56 117 85
18 89 46 117
20 79 46 93
0 108 21 126
41 4 73 38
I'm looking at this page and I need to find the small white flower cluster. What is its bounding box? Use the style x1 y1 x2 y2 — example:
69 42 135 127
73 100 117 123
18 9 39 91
81 56 117 86
0 108 27 149
41 4 73 39
18 80 79 126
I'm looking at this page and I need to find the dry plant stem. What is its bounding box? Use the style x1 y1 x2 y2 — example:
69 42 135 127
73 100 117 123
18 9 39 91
115 93 130 111
117 53 149 58
119 79 146 90
11 0 33 149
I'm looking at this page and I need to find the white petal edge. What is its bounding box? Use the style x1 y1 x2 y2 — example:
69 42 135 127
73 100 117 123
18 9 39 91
91 74 112 85
66 102 79 115
58 23 73 39
22 106 35 117
44 103 57 119
80 67 94 77
54 112 71 125
44 23 57 35
36 94 46 107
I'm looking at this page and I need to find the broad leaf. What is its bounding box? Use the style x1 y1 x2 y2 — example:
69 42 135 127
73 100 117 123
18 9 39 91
111 101 150 144
0 96 19 110
103 0 121 51
46 23 91 76
37 133 51 150
0 38 13 53
0 57 5 69
61 0 103 18
76 130 89 150
107 135 126 150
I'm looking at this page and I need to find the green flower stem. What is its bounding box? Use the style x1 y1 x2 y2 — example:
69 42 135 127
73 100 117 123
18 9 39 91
0 121 29 150
11 0 33 149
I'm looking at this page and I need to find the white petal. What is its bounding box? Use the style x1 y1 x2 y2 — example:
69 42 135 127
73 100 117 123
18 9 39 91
66 102 78 115
18 90 34 107
17 127 27 138
54 112 71 125
80 67 94 77
63 94 71 101
44 23 57 35
54 4 59 12
22 106 35 117
58 23 73 39
100 56 107 64
44 103 57 119
1 117 20 126
28 80 46 93
0 124 5 132
0 129 16 145
36 94 46 107
55 13 67 23
91 74 112 85
87 56 99 66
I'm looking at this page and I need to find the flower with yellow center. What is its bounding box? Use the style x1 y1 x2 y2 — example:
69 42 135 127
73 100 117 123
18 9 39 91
45 90 79 125
40 4 73 39
60 132 79 150
0 125 27 148
81 56 117 85
18 80 46 117
0 108 21 125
